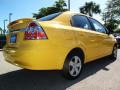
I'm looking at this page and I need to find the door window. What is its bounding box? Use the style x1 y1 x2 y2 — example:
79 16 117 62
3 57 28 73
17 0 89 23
90 18 107 34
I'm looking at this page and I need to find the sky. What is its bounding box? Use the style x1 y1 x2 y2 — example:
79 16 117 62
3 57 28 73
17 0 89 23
0 0 107 30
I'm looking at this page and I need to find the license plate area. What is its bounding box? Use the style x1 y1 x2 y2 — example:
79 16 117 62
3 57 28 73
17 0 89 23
10 34 17 43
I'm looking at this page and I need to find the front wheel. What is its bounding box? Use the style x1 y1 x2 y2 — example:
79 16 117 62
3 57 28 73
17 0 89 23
110 45 117 60
62 52 83 79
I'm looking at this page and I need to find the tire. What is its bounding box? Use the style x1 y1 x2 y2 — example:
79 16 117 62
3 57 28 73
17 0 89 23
62 51 83 79
110 45 117 60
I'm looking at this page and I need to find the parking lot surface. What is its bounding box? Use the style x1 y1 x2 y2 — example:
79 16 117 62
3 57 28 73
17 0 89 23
0 50 120 90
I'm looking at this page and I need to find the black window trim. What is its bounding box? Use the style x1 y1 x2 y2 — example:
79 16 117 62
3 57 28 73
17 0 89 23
85 16 96 31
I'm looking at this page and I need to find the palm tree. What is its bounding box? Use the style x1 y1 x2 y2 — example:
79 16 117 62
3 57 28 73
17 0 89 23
80 1 101 17
54 0 67 11
33 0 67 19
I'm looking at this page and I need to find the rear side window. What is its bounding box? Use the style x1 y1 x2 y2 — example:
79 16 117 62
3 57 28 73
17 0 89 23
38 13 61 21
71 15 92 30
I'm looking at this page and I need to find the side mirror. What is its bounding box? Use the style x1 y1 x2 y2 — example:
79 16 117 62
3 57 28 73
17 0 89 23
105 25 114 35
108 29 114 35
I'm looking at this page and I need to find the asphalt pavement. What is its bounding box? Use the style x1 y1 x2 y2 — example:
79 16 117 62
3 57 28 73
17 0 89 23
0 50 120 90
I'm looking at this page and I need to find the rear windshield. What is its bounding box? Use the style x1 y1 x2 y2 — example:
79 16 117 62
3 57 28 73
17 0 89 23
38 13 61 21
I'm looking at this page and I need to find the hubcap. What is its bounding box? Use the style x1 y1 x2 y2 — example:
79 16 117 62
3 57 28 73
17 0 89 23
69 56 82 77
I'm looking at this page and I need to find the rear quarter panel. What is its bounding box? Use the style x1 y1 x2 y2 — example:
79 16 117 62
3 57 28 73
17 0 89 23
39 22 81 69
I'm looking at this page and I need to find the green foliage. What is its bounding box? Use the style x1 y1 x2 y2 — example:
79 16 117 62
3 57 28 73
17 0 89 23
102 0 120 31
0 27 2 31
0 27 3 35
114 29 120 33
54 0 66 10
105 19 119 31
33 0 68 19
80 1 101 17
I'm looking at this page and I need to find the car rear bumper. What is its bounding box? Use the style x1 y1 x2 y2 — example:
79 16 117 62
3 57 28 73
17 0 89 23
3 47 65 70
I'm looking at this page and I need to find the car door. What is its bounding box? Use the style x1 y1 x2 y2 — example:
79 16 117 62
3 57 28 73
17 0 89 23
89 18 114 57
71 15 101 61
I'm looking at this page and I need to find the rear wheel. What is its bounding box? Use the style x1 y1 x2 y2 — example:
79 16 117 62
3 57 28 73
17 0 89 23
63 52 83 79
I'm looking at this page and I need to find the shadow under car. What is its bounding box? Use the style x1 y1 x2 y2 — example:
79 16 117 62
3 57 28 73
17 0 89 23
0 57 116 90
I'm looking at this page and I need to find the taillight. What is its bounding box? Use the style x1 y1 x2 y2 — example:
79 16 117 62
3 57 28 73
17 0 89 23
24 22 47 40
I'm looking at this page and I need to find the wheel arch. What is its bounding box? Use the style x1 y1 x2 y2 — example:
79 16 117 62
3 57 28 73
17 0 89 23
114 43 117 47
62 47 85 79
64 47 85 66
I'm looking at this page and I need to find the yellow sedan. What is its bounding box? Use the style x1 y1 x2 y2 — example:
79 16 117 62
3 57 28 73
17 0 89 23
3 11 117 79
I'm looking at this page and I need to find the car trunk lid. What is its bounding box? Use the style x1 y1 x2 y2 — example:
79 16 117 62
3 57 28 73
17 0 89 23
6 18 35 47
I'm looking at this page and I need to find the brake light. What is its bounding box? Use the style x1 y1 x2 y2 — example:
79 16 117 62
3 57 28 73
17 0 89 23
24 22 47 40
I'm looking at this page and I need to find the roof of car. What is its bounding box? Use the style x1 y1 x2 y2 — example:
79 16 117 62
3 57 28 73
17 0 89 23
63 11 91 17
52 11 92 26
